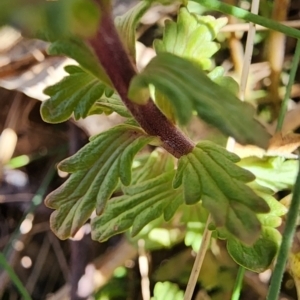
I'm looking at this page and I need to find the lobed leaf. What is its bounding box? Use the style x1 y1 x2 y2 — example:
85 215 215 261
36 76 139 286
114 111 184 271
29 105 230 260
128 149 175 187
173 141 270 244
227 227 282 273
129 52 270 148
92 171 183 242
90 94 131 118
154 7 227 70
208 66 239 95
151 281 184 300
237 156 298 192
47 37 112 85
153 8 236 121
41 66 128 123
224 183 287 272
115 1 152 62
128 217 185 250
45 124 153 239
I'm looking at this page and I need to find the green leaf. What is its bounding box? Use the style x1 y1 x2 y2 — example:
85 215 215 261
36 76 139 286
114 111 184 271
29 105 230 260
254 184 287 227
151 281 184 300
47 37 112 86
126 149 175 188
129 217 185 250
129 53 270 148
90 93 131 118
227 227 282 273
226 184 286 272
68 0 100 38
237 156 298 192
182 203 208 251
41 66 127 123
154 7 227 70
1 0 100 39
45 124 153 239
208 67 239 95
173 141 270 244
92 170 183 242
154 91 177 123
152 8 237 122
115 1 152 62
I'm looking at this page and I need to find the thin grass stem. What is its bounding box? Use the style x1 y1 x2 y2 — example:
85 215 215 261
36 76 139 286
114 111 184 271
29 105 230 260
0 252 32 300
184 214 212 300
231 266 246 300
196 0 300 39
267 158 300 299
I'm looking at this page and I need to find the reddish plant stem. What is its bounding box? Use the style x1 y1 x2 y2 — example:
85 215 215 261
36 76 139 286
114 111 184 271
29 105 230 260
88 2 194 158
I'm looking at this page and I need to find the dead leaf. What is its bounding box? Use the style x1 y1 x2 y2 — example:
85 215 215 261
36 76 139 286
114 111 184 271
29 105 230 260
267 132 300 158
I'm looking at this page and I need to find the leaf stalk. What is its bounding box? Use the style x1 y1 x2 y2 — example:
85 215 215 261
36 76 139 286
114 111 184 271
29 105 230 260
88 1 194 158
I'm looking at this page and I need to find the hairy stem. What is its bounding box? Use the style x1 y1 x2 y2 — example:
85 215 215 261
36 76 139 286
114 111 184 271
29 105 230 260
88 1 194 158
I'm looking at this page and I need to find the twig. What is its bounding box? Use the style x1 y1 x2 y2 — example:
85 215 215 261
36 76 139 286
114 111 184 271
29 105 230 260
47 237 138 300
25 234 51 294
138 239 150 300
184 214 212 300
221 20 300 33
239 0 260 100
224 0 244 76
48 232 69 283
267 0 291 117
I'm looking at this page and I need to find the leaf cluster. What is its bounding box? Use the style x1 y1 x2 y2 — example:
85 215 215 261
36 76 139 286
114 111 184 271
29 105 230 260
30 0 287 275
45 124 153 239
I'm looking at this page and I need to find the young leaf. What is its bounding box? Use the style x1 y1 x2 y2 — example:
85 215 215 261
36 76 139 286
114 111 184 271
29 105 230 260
173 141 270 244
47 37 112 86
227 185 287 272
227 228 281 273
41 66 127 123
154 7 227 70
115 1 152 62
90 93 131 118
208 66 239 95
92 171 183 242
151 281 184 300
129 53 270 148
129 216 185 250
45 124 153 239
127 149 175 187
237 156 298 192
